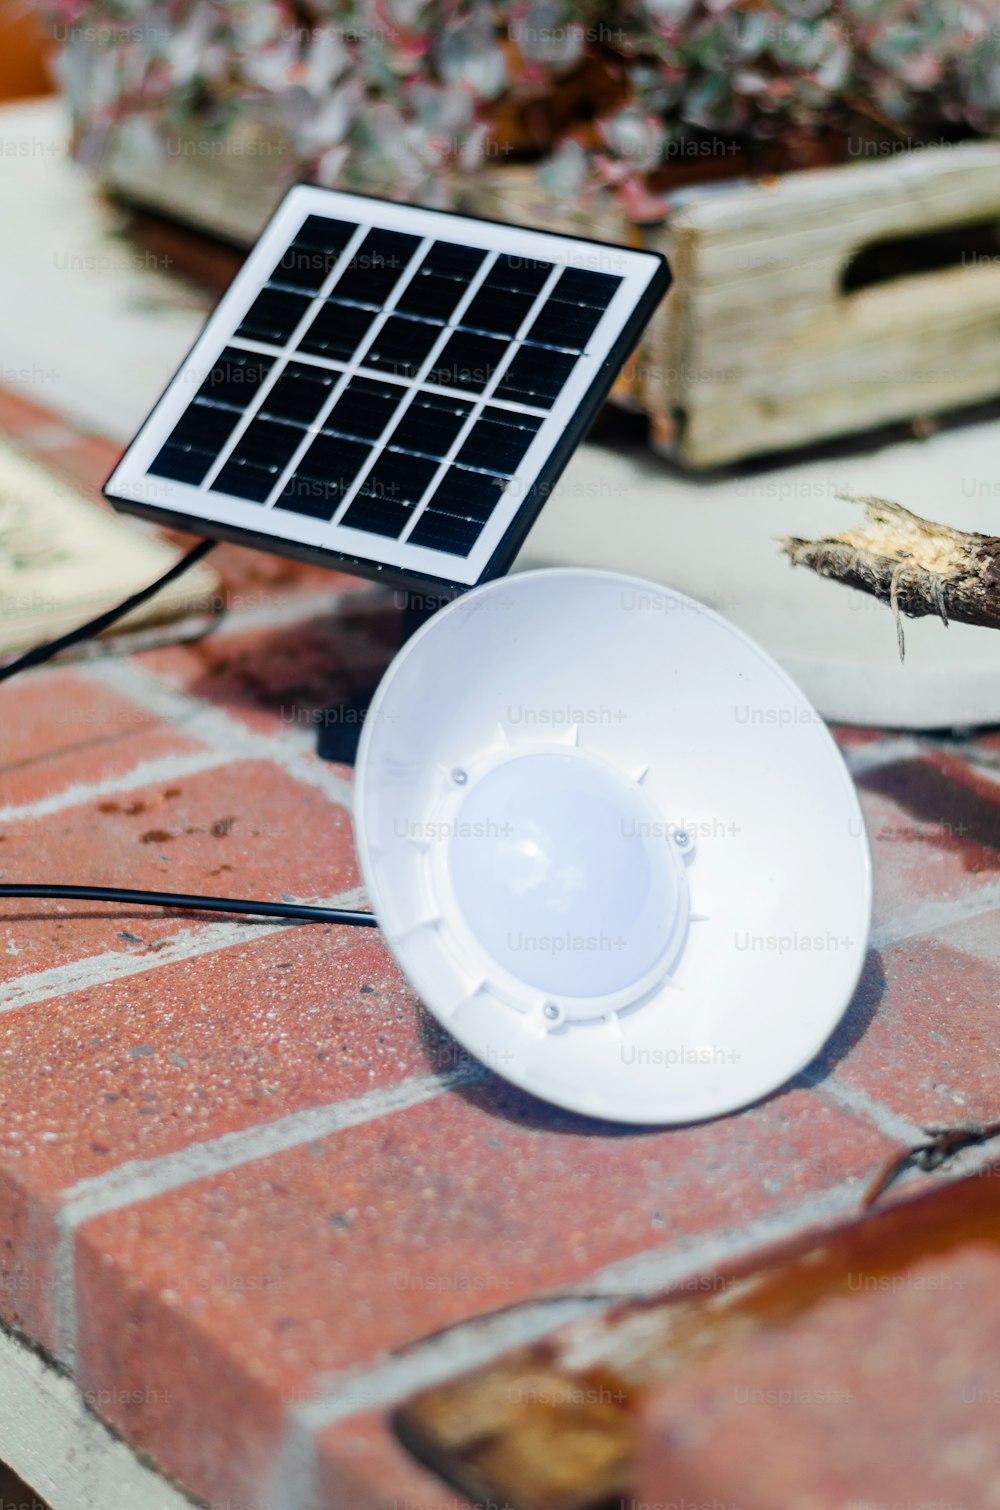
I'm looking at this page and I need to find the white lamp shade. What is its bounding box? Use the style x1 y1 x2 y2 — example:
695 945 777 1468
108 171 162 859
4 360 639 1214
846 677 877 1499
354 568 872 1124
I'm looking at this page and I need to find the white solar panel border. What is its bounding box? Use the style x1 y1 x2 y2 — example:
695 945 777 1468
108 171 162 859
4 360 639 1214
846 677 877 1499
105 185 665 587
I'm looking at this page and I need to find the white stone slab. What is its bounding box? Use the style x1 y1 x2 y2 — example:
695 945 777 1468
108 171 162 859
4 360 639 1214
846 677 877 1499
517 425 1000 728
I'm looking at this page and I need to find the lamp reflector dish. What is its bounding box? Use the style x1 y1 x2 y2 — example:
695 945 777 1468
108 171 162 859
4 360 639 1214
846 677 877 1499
354 568 872 1123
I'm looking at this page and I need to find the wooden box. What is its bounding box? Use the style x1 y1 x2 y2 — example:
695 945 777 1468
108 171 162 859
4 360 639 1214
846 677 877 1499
457 140 1000 467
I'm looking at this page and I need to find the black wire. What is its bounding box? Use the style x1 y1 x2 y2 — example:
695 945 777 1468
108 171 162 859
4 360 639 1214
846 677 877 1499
0 885 377 926
0 537 378 932
0 538 217 684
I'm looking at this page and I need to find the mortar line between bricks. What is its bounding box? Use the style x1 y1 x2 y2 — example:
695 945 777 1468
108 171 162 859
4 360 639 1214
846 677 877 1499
53 1062 487 1368
808 886 1000 1146
870 881 1000 950
85 658 356 811
805 1073 926 1145
842 735 922 776
955 746 1000 794
0 886 368 1012
939 737 1000 776
0 747 235 825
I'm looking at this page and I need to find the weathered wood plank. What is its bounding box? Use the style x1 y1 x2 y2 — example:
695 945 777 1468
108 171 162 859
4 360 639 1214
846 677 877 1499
103 117 298 247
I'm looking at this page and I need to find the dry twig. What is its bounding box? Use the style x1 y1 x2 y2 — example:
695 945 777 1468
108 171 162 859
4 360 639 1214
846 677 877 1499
783 494 1000 657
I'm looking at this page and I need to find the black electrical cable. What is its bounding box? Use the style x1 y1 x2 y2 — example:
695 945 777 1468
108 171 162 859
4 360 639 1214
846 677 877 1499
0 885 377 926
0 538 377 930
0 537 217 684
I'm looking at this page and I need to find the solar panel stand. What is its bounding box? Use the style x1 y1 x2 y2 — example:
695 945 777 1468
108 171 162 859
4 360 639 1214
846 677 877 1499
315 588 451 764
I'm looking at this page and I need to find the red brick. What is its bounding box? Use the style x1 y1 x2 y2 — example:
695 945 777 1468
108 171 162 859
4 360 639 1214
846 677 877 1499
207 539 358 602
74 1089 893 1508
148 535 364 613
0 760 358 979
0 1167 59 1352
137 597 399 737
0 672 195 811
0 926 434 1345
828 724 891 749
151 527 383 605
859 752 1000 929
836 912 1000 1126
638 1244 1000 1510
1 672 157 766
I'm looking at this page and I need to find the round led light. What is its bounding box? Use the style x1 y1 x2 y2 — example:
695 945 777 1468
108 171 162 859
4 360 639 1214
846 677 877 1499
447 751 687 1004
354 568 872 1124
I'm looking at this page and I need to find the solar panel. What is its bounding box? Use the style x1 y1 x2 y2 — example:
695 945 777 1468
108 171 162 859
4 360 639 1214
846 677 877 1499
104 187 670 593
